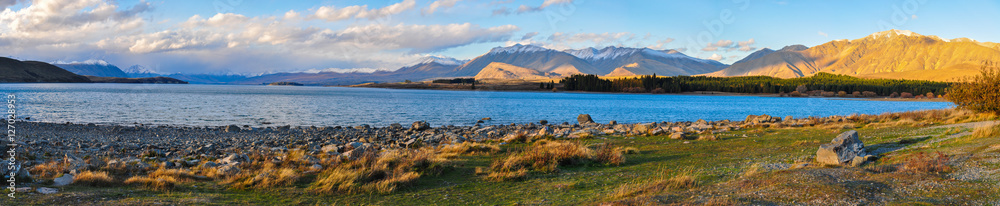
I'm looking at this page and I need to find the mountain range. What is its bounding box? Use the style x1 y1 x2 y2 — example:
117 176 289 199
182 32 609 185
706 30 1000 81
39 30 1000 84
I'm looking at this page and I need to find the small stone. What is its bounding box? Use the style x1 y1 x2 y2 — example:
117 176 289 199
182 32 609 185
36 187 58 194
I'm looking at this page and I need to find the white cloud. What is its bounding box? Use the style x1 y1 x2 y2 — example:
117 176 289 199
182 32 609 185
706 53 724 61
818 31 828 37
646 38 675 50
521 32 539 40
492 0 574 16
0 0 151 46
422 0 461 15
312 0 416 22
548 32 634 46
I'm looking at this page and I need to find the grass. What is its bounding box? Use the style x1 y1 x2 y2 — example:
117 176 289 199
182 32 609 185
309 148 448 194
8 109 1000 205
72 171 117 187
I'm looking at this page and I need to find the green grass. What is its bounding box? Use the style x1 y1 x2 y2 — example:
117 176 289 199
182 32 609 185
5 121 1000 205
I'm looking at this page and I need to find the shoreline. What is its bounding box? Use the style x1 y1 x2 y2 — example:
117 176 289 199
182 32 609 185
345 84 948 102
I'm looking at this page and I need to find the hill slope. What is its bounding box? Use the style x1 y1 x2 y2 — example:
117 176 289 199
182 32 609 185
0 57 91 83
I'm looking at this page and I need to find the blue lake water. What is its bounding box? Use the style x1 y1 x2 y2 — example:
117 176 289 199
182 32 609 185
0 83 955 127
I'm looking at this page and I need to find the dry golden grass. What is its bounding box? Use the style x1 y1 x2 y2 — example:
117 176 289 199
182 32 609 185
608 174 697 199
149 167 201 182
29 161 67 179
617 147 639 155
309 148 448 194
72 171 116 187
971 123 1000 139
485 140 627 181
900 152 952 174
593 144 625 166
438 142 500 156
124 176 177 191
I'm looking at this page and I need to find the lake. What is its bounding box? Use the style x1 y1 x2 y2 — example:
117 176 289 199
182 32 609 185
0 83 954 127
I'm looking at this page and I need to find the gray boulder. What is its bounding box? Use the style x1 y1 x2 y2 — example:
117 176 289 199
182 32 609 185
224 125 240 132
577 114 593 124
816 130 868 166
53 174 74 186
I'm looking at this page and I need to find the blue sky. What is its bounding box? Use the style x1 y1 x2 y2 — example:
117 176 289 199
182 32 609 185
1 0 998 74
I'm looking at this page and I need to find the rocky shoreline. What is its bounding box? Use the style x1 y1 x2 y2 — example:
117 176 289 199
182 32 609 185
0 114 861 176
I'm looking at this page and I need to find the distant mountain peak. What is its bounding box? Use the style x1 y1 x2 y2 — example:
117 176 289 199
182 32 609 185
564 46 642 60
779 45 809 52
488 44 550 54
417 56 468 65
52 59 111 66
868 29 920 40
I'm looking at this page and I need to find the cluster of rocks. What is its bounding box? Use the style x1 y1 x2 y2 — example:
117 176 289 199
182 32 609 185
0 113 864 185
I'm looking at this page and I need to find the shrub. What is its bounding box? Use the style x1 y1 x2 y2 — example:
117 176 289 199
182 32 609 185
73 171 116 187
947 62 1000 114
837 91 847 97
890 92 900 98
926 92 935 99
789 91 803 97
795 85 808 94
852 91 861 97
900 92 914 98
862 91 878 97
650 88 666 94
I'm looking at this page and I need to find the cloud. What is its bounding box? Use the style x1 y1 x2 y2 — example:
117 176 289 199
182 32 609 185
0 0 22 9
702 38 756 52
521 32 539 40
548 32 634 46
706 53 724 61
422 0 461 15
647 38 675 50
818 31 828 37
0 0 521 74
311 0 416 22
493 0 574 16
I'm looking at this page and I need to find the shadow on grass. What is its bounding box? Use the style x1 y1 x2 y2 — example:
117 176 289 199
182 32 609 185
867 136 932 155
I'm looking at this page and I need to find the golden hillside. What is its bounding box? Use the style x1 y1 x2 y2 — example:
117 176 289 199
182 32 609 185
707 30 1000 82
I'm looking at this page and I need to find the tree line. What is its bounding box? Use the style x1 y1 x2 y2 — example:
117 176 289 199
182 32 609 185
560 73 950 96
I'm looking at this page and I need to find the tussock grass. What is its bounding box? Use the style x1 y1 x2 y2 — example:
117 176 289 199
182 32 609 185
438 142 500 156
309 148 448 194
72 171 116 187
124 176 177 191
970 123 1000 139
608 174 697 199
484 140 626 182
29 161 67 179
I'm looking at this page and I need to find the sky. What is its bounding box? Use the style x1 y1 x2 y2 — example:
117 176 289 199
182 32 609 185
1 0 998 75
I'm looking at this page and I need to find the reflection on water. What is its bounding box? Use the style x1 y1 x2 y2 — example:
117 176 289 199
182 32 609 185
0 83 954 127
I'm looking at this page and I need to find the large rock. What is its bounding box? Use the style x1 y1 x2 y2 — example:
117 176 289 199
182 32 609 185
411 121 431 131
53 174 74 186
816 130 868 166
0 160 31 179
577 114 593 124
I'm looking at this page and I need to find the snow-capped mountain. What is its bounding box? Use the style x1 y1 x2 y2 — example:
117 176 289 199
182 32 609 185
53 60 129 78
562 46 728 76
416 56 469 66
